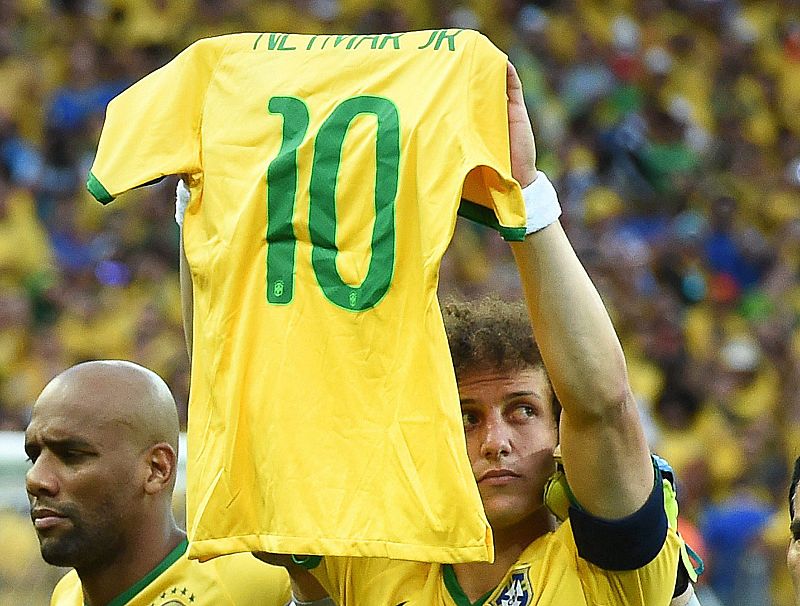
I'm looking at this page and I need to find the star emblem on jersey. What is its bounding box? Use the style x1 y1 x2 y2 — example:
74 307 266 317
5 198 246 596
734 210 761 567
149 586 195 605
492 570 532 606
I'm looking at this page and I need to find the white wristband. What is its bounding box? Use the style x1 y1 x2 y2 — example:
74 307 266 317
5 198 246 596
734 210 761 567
175 179 190 228
522 171 561 234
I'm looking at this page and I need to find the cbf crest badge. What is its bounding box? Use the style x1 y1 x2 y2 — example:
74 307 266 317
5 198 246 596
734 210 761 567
491 568 533 606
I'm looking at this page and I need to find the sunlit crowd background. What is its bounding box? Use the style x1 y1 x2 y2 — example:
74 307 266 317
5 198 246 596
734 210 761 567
1 0 799 603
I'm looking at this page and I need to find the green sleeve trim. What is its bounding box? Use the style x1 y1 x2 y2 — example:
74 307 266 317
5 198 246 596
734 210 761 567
457 199 526 242
106 538 188 606
291 554 323 570
442 564 492 606
86 172 115 205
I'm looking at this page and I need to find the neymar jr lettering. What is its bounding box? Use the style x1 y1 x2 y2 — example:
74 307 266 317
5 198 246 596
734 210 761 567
253 29 465 53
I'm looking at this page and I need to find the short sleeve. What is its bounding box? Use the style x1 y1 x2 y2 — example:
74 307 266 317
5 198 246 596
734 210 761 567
87 36 230 204
458 33 526 242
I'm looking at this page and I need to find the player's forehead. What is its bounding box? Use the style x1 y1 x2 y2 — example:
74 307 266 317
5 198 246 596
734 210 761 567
459 364 548 388
26 401 102 446
27 383 114 446
458 365 550 404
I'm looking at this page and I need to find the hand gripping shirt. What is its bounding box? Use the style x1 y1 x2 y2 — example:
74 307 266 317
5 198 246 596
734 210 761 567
297 474 684 606
50 539 290 606
87 29 527 562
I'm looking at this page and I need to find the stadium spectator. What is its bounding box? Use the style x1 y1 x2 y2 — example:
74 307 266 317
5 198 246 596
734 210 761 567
24 360 291 605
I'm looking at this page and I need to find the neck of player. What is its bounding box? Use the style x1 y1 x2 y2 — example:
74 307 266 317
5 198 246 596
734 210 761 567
79 521 185 606
452 504 554 602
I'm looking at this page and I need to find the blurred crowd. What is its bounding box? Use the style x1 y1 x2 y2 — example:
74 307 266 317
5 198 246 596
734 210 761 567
1 0 799 603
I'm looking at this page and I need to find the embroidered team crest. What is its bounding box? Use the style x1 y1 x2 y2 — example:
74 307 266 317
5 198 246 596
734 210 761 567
492 569 532 606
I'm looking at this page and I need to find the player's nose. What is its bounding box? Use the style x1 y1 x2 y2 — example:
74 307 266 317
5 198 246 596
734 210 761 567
25 455 59 499
480 417 512 460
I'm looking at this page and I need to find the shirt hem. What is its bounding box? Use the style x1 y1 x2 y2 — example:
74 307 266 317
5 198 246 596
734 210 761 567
86 172 115 204
187 534 493 564
457 199 526 241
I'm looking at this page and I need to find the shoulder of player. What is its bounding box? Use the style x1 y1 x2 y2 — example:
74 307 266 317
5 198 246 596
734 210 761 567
208 553 293 604
514 526 571 564
50 569 82 606
185 32 252 52
314 556 438 589
545 517 683 572
173 33 253 68
312 557 439 604
197 551 290 582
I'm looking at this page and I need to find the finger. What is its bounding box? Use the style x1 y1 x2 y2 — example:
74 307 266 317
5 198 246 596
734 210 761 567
506 61 523 98
506 62 529 128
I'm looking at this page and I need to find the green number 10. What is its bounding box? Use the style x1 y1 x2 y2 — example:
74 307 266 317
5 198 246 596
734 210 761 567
266 95 399 311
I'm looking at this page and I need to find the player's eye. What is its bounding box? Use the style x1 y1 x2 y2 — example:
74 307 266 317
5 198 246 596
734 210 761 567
507 403 539 423
57 449 90 464
462 411 479 430
23 445 91 465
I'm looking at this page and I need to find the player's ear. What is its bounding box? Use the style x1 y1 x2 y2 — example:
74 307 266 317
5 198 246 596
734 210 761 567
143 442 177 495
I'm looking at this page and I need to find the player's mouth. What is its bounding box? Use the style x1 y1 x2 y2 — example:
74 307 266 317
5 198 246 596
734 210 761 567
478 468 521 486
31 507 69 530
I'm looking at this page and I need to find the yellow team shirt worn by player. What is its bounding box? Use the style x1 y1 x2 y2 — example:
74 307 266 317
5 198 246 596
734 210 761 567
50 539 290 606
87 29 526 563
298 474 685 606
302 526 683 606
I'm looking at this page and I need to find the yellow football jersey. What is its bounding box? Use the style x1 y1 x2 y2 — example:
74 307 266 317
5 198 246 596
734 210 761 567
88 29 526 563
305 525 682 606
50 539 290 606
303 483 683 606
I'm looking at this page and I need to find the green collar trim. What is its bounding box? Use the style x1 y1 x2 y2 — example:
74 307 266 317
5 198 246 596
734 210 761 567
442 564 494 606
457 199 527 242
86 172 114 205
100 538 187 606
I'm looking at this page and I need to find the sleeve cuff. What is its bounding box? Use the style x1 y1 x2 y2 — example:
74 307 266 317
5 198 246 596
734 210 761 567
86 172 115 204
457 199 527 241
568 468 668 571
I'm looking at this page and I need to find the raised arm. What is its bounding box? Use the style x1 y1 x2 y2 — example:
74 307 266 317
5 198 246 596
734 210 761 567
505 63 653 520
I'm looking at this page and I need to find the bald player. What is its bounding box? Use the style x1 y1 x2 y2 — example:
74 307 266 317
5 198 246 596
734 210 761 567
24 360 291 606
